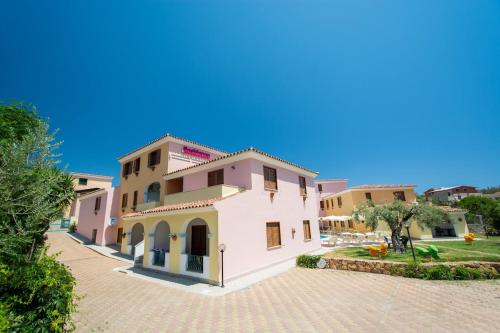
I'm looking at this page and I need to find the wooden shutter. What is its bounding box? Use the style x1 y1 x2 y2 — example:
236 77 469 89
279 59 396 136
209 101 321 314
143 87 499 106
299 176 307 196
337 196 342 207
94 196 101 210
155 149 161 165
263 166 277 190
134 158 141 173
266 222 281 248
303 220 311 240
133 191 138 207
320 201 324 210
208 169 224 186
122 193 128 208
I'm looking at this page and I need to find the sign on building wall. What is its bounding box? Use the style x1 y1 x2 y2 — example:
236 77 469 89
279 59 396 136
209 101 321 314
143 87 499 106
182 146 211 160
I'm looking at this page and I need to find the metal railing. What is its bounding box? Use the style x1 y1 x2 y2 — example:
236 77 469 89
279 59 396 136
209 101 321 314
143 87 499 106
186 255 204 273
152 249 166 266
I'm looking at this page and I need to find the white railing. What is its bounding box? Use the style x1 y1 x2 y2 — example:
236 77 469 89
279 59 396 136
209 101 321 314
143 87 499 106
134 240 144 262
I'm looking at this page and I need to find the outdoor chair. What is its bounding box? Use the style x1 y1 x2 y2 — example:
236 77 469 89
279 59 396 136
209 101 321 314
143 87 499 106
384 236 392 249
464 233 475 244
367 242 388 257
400 235 409 253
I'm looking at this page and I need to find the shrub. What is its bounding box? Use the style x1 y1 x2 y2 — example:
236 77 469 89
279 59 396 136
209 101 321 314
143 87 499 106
403 262 422 278
68 222 77 233
297 255 322 268
421 265 453 280
0 252 77 332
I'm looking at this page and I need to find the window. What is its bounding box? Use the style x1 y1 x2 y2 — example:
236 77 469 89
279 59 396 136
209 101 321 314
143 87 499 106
303 220 311 241
122 162 133 177
326 200 330 210
337 196 342 208
365 192 372 201
133 158 141 174
330 199 334 208
394 191 406 201
78 178 88 186
94 196 101 211
299 176 307 196
133 191 138 208
348 220 354 229
208 169 224 187
318 184 323 192
121 193 128 208
263 166 277 190
148 149 161 168
166 177 183 194
266 222 281 248
320 201 324 210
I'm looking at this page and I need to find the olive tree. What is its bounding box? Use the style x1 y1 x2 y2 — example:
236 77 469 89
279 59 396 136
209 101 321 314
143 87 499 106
354 199 447 252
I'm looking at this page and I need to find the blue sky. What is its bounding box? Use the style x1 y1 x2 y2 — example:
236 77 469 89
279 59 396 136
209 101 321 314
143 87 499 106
1 1 499 192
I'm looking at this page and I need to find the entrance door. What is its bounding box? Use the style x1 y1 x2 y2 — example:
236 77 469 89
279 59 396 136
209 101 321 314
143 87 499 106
191 225 207 256
91 229 97 243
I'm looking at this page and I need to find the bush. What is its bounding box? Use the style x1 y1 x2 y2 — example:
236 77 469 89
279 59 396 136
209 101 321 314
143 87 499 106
0 252 77 332
403 262 422 278
421 265 453 280
297 255 322 268
68 222 77 233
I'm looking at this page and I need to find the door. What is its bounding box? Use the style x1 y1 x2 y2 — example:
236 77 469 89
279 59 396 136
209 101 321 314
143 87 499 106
191 225 207 256
116 228 123 243
91 229 97 243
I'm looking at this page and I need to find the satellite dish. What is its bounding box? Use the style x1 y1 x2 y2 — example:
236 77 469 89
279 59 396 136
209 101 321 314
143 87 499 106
317 258 327 269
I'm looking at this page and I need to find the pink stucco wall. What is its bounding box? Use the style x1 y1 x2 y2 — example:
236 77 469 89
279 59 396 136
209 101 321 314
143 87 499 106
213 159 321 281
167 142 225 173
76 187 119 246
182 159 253 192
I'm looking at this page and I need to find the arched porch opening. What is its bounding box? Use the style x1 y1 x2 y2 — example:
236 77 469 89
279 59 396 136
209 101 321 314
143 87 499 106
152 221 170 266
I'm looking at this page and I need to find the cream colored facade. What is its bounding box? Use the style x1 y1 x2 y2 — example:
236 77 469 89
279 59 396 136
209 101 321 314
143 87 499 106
319 185 468 239
116 135 226 245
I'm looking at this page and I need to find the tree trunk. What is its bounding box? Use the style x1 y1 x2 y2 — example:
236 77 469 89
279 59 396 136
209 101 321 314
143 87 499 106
391 226 403 253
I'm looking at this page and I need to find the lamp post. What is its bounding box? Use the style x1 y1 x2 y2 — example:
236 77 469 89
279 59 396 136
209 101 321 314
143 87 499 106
403 220 416 262
218 243 226 288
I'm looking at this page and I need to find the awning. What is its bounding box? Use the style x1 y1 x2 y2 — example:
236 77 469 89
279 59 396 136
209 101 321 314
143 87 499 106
319 215 353 222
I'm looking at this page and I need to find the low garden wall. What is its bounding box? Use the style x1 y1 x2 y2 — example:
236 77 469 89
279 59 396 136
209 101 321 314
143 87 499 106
324 257 500 275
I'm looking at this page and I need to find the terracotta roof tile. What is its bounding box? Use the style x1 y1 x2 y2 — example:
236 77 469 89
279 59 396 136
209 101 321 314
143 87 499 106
164 147 318 176
123 198 221 218
436 206 467 213
117 133 228 160
351 184 416 189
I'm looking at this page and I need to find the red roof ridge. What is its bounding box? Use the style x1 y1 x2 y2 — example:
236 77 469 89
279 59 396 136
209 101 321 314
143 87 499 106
351 184 416 189
123 197 223 218
117 133 229 161
164 147 318 176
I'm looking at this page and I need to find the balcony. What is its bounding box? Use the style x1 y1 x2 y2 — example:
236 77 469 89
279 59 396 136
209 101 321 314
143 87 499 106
164 184 244 205
135 200 161 212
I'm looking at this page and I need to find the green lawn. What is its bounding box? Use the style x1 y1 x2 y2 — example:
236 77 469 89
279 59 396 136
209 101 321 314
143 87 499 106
324 237 500 263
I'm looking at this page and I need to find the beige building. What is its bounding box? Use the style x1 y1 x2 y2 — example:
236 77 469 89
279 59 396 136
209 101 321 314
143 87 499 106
319 184 468 239
116 134 227 246
64 173 113 224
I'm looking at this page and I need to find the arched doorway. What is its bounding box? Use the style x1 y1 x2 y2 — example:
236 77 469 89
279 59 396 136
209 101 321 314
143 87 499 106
144 182 161 203
185 218 209 256
152 221 170 266
130 223 144 256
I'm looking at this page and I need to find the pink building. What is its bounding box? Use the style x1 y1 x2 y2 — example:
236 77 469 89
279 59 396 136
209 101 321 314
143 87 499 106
315 179 348 217
76 187 120 245
122 147 321 284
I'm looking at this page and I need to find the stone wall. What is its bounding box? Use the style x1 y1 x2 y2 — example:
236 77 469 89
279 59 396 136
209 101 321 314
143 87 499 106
323 257 500 275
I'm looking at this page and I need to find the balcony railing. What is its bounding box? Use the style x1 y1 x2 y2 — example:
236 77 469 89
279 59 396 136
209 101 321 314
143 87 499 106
164 184 244 206
152 249 167 266
135 200 161 212
186 255 204 273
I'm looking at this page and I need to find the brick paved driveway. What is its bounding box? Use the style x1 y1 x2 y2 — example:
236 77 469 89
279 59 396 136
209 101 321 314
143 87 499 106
47 233 500 333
